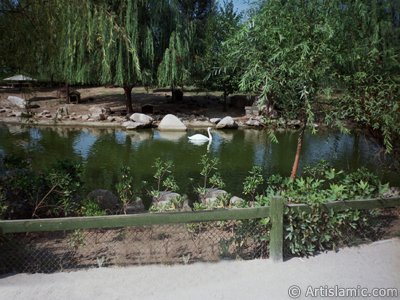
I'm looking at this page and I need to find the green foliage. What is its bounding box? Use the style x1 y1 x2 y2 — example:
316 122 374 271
262 161 390 256
157 31 191 89
196 154 225 196
226 0 400 151
150 158 179 196
115 166 135 214
194 192 231 210
69 229 86 250
0 156 83 219
243 166 264 201
148 158 180 212
202 1 242 97
80 199 106 217
149 195 184 212
285 206 372 256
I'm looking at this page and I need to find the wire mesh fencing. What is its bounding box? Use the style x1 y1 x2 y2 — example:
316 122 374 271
0 219 269 274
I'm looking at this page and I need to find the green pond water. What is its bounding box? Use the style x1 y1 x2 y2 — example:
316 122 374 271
0 124 398 200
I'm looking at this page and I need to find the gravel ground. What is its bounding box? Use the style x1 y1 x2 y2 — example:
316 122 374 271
1 238 399 300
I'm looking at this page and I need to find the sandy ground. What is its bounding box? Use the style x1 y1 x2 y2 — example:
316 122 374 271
0 86 248 125
1 238 399 300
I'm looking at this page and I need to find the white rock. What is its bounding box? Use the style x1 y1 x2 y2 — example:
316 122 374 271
7 96 26 109
153 191 181 204
210 118 221 124
122 121 145 130
216 116 238 129
129 113 153 126
158 114 187 131
114 116 126 123
230 196 245 207
200 188 228 205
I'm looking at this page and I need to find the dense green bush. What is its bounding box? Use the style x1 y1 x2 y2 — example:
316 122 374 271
0 156 83 219
261 161 389 256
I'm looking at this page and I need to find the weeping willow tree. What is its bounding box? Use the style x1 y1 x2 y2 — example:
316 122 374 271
0 0 62 80
226 0 400 177
1 0 217 109
157 30 192 100
54 0 164 113
157 0 216 100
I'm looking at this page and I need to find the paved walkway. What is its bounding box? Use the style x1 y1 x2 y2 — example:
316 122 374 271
1 238 399 300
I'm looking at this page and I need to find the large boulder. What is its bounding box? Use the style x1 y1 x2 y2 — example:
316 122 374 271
180 199 192 212
125 198 145 214
122 120 146 130
216 116 238 129
87 189 119 211
158 114 187 131
129 113 153 126
230 196 245 208
151 191 183 211
7 96 26 109
153 191 181 205
210 118 221 124
200 188 228 206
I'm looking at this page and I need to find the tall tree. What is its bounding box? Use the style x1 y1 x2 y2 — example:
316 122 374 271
157 0 216 99
226 0 400 177
56 0 160 113
202 0 242 109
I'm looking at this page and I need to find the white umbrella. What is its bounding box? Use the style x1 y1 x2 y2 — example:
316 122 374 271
3 74 36 81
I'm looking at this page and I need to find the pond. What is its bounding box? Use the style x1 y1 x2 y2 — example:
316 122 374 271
0 124 398 200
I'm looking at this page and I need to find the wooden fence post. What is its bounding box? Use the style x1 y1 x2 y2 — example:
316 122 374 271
270 196 284 262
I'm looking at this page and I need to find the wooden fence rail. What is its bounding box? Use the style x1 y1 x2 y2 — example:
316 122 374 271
0 197 399 263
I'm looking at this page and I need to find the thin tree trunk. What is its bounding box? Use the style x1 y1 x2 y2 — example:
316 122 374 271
223 88 227 112
171 87 183 102
123 85 134 115
65 82 70 104
290 124 306 180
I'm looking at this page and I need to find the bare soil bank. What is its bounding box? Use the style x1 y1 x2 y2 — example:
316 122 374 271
0 86 250 128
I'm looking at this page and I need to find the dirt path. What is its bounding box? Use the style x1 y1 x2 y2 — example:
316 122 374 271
1 238 399 300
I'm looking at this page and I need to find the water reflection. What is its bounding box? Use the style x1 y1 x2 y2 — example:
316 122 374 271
154 131 186 142
0 125 398 197
126 130 152 149
73 130 98 160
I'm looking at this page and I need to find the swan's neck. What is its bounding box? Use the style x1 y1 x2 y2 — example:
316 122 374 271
208 128 212 141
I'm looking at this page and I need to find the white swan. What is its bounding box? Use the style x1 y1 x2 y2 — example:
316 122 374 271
188 127 212 141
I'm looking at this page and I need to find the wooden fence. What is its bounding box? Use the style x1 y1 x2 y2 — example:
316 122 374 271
0 197 399 264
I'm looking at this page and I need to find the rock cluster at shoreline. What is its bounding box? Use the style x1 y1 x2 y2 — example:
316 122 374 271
0 98 320 130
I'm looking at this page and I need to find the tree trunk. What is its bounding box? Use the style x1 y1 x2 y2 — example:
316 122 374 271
223 88 228 112
290 124 306 180
65 82 70 104
123 85 134 115
171 88 183 102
